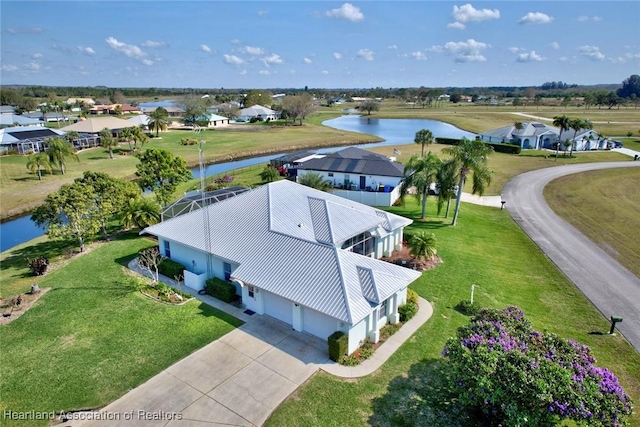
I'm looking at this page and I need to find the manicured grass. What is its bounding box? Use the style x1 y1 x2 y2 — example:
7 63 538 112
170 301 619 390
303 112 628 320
266 199 640 427
621 137 640 152
544 167 640 278
0 236 243 427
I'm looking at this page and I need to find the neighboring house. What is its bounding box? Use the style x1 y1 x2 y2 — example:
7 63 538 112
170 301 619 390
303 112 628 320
24 111 69 123
0 113 44 128
88 104 141 115
296 147 405 207
0 105 16 114
238 104 280 121
142 180 421 354
206 113 230 127
61 117 133 134
142 106 186 117
0 125 65 154
66 97 96 106
127 114 150 128
479 121 606 151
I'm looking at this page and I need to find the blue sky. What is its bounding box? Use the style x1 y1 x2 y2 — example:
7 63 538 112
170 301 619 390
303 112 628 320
1 1 639 89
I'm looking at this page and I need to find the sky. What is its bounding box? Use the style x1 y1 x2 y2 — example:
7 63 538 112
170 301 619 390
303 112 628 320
1 1 639 89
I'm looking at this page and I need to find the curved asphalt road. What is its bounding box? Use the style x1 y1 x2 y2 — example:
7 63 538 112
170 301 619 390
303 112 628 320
502 161 640 351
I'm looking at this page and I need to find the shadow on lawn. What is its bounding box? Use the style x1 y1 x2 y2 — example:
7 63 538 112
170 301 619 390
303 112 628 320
369 358 474 427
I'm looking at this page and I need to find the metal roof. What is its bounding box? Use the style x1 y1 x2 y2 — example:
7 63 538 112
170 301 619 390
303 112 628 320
143 180 420 324
298 147 404 177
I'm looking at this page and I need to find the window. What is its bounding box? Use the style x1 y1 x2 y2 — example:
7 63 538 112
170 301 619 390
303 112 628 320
223 262 232 281
341 231 375 256
163 241 171 258
248 286 255 298
379 299 388 320
328 172 334 177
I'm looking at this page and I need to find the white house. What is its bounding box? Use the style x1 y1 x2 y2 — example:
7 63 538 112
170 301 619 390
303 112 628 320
142 180 421 355
238 104 280 121
296 147 405 207
0 113 44 128
206 113 230 127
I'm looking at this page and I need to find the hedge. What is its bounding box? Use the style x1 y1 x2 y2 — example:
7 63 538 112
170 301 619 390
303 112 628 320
205 277 236 303
399 302 418 322
328 331 348 362
158 259 186 280
435 137 522 154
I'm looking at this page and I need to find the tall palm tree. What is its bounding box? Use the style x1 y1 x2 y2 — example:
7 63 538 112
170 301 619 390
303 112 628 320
131 125 149 150
26 152 52 180
298 172 332 191
148 107 169 137
119 127 134 151
401 152 442 219
46 137 79 175
435 159 458 218
99 128 118 159
414 129 434 156
570 118 593 155
64 130 79 146
443 138 493 226
552 115 571 161
407 231 437 261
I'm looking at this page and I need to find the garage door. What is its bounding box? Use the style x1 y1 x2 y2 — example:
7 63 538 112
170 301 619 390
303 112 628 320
263 291 293 325
303 307 338 341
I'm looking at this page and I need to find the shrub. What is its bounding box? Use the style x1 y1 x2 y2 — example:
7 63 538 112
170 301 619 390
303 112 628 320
328 331 348 362
179 138 198 146
435 137 521 154
435 137 461 145
406 288 419 305
455 299 479 316
158 259 185 281
380 322 402 341
399 302 418 322
441 306 633 427
205 277 236 303
26 257 49 276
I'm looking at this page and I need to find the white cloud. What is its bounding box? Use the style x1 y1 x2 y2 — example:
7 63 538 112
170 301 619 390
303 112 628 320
516 50 544 62
578 45 605 61
387 44 398 50
550 41 560 50
577 15 602 22
357 49 374 61
411 51 428 61
453 4 500 22
5 27 42 35
508 47 521 54
259 70 271 75
243 46 264 55
78 46 95 56
223 54 245 65
32 52 43 59
322 70 329 75
518 12 554 24
257 10 268 16
303 57 312 64
593 16 603 22
262 53 283 66
201 44 213 54
105 37 152 64
333 52 343 59
25 61 41 71
427 45 444 53
239 69 247 75
324 3 364 22
447 22 466 30
231 39 242 45
142 40 166 48
611 52 640 63
1 64 18 71
577 15 589 22
442 39 489 62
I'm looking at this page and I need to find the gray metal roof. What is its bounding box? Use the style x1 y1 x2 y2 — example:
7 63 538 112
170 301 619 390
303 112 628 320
481 122 558 140
298 147 404 177
143 180 420 324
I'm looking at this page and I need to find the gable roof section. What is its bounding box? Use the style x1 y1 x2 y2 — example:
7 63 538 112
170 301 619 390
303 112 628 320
61 117 133 133
481 122 559 140
239 104 276 117
143 180 419 324
298 147 404 177
0 113 43 127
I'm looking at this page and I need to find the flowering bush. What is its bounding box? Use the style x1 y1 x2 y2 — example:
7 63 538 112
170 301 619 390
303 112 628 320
442 306 633 426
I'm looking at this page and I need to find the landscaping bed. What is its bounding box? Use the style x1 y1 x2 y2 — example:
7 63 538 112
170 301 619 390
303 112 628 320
381 242 441 271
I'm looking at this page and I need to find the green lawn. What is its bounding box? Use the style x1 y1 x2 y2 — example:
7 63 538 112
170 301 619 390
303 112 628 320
544 167 640 278
0 236 243 427
265 199 640 427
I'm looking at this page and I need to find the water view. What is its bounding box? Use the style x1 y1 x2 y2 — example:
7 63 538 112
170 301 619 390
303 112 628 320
1 116 475 251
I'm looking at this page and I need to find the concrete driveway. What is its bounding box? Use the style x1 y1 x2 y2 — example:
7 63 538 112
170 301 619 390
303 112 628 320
71 316 329 427
502 161 640 351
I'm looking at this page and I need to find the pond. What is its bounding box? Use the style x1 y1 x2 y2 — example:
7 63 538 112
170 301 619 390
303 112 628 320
1 116 475 252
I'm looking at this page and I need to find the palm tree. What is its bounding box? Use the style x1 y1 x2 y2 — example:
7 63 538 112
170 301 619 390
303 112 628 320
569 118 593 155
120 197 161 229
552 115 571 161
131 125 149 150
401 152 442 220
64 130 79 147
298 172 332 191
414 129 434 156
26 152 52 180
407 231 437 261
148 107 169 137
119 127 134 151
443 138 493 226
513 121 524 132
46 137 79 175
435 159 458 218
99 128 118 159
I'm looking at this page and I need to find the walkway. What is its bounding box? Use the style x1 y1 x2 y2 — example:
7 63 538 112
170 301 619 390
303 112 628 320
68 262 433 426
502 161 640 351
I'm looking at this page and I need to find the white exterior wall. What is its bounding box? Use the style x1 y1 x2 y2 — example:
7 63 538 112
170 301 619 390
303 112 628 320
302 307 340 340
300 170 400 190
347 318 368 354
330 185 402 207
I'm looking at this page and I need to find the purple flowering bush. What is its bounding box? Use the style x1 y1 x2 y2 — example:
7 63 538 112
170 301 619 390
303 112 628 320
442 306 633 426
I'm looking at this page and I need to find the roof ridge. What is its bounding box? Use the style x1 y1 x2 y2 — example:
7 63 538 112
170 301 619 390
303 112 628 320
333 247 354 324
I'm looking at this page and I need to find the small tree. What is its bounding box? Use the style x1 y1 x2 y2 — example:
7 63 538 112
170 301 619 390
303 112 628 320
298 172 332 191
441 306 633 427
137 247 165 284
26 152 52 180
407 232 437 261
359 100 379 115
260 165 279 183
414 129 434 156
99 128 118 159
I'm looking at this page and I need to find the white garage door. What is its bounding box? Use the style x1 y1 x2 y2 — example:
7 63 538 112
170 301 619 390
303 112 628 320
303 307 338 341
263 291 293 325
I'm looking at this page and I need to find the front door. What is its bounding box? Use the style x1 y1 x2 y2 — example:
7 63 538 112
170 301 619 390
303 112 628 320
359 176 366 190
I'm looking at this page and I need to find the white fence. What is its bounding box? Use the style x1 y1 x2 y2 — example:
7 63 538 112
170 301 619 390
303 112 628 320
330 186 401 207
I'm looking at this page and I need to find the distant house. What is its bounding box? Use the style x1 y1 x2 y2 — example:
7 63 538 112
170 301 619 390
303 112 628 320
61 117 133 135
142 180 420 354
0 126 64 154
66 97 95 106
206 113 230 127
238 104 280 121
127 114 151 128
24 111 69 123
296 147 405 207
142 106 185 117
0 106 16 114
88 104 141 115
479 121 604 151
0 113 44 128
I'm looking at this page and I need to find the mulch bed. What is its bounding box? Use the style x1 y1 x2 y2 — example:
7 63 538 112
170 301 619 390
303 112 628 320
380 242 441 271
0 287 51 325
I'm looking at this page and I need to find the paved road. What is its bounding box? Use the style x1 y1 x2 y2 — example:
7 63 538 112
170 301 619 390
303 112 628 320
502 161 640 351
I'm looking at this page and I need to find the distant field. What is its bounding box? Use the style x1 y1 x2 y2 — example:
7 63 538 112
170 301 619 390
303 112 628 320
544 167 640 278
